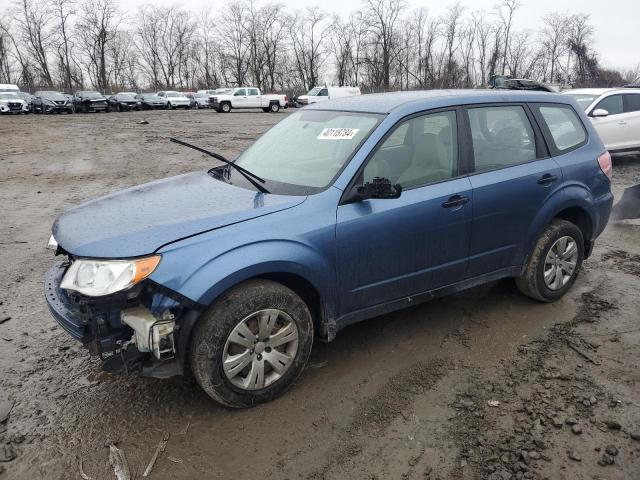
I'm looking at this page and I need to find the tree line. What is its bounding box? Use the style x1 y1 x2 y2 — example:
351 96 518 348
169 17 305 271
1 0 638 95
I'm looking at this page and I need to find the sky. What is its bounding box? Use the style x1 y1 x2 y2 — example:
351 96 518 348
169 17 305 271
121 0 638 70
0 0 637 70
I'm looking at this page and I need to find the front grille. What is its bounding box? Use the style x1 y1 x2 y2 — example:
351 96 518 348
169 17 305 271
8 102 21 110
55 101 65 105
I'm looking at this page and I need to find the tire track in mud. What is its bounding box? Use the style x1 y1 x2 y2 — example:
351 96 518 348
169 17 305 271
308 358 451 479
444 289 625 480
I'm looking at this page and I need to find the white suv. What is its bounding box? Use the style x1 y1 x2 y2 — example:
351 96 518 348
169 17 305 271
564 88 640 154
157 91 191 109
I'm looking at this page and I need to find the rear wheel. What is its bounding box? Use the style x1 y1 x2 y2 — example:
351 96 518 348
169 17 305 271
190 279 314 408
269 102 280 113
516 219 584 302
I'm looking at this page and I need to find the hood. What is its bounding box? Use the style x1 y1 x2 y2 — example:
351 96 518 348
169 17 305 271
53 171 306 258
0 98 24 104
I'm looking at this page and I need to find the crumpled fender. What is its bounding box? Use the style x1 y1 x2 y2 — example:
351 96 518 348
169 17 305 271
152 237 337 323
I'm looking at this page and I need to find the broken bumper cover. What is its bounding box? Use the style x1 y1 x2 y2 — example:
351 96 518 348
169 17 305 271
44 262 202 377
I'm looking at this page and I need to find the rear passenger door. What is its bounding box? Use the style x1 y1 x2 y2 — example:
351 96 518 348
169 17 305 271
246 88 261 108
465 104 562 277
622 93 640 150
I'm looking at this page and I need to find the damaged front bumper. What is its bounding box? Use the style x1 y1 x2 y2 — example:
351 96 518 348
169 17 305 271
44 261 202 378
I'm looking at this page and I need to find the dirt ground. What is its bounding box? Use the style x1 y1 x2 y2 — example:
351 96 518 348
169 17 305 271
0 109 639 480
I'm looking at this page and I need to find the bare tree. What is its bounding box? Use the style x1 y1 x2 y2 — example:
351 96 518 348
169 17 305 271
50 0 76 91
541 11 570 82
76 0 120 91
493 0 520 75
14 0 54 86
290 7 329 90
363 0 405 91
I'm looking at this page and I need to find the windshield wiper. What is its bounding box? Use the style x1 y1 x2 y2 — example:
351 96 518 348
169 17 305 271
169 138 269 194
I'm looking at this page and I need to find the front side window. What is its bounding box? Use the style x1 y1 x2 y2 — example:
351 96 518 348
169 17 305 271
537 105 586 153
318 89 328 97
468 105 536 172
231 110 381 192
363 110 458 189
234 89 247 96
624 93 640 113
594 95 623 115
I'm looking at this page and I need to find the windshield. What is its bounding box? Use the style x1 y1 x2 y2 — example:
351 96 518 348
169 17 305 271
564 93 598 111
307 87 322 96
166 92 181 98
81 91 102 99
119 93 136 99
42 91 67 100
231 110 382 194
0 93 18 100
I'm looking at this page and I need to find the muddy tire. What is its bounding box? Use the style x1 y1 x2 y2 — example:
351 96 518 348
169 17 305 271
190 279 314 408
516 219 584 302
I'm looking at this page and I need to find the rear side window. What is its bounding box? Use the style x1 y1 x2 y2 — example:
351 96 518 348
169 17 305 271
624 93 640 113
594 95 623 115
537 105 587 153
467 105 537 172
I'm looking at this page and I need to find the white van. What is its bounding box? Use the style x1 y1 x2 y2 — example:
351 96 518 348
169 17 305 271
0 84 20 93
297 86 361 105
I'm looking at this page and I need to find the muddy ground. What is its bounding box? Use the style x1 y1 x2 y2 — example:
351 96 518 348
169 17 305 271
0 109 639 480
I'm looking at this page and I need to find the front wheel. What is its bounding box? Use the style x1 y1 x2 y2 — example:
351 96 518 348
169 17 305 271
190 279 314 408
516 219 584 302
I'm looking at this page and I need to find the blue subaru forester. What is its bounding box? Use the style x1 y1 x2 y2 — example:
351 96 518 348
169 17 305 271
45 90 613 407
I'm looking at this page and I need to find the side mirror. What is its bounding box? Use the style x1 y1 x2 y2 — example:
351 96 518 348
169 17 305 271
347 177 402 203
591 108 609 118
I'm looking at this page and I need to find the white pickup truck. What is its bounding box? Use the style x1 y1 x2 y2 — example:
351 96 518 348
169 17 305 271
210 87 288 113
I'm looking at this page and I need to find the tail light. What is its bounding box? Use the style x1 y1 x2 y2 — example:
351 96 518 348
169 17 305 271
597 151 612 181
285 95 288 103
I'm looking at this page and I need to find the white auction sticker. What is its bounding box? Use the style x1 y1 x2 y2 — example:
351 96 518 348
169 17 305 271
317 128 360 140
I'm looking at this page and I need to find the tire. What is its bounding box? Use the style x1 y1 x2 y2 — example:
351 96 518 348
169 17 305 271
516 219 584 302
190 279 314 408
221 102 231 113
269 102 280 113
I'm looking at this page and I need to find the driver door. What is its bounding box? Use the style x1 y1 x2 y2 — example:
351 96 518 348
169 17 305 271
232 89 248 108
336 110 473 314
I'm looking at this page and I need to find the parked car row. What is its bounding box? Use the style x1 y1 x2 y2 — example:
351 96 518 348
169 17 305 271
0 84 294 115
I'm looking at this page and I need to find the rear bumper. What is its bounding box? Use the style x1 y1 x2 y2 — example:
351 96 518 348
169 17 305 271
593 190 614 239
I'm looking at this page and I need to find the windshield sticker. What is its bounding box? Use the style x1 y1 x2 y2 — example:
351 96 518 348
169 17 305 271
317 128 360 140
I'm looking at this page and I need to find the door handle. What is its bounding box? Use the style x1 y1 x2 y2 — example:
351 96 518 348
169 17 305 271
537 173 558 185
442 195 470 209
617 120 627 125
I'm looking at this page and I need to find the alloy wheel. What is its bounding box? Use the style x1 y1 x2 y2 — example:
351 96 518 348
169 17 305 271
543 236 578 290
222 309 299 390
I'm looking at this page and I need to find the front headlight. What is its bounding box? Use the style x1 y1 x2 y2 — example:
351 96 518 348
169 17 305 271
60 256 161 297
